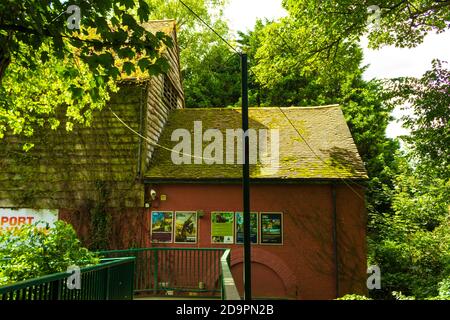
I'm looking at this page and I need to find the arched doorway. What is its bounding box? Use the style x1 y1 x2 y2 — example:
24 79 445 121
230 248 297 299
231 262 287 298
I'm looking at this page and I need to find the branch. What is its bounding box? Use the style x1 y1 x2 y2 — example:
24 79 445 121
0 23 157 50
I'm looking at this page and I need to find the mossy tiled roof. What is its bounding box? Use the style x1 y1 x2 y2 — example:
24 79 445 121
145 106 368 181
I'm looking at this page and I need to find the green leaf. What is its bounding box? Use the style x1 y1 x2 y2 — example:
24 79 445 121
137 58 151 72
97 52 115 67
119 0 134 10
69 85 83 100
137 0 150 22
117 47 135 59
122 61 135 75
40 51 49 64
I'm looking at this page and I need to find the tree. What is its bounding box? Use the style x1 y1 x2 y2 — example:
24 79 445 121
368 61 450 299
246 15 400 222
0 0 172 140
0 221 99 285
251 16 363 106
368 157 450 299
143 0 241 108
282 0 450 49
339 79 400 225
388 60 450 179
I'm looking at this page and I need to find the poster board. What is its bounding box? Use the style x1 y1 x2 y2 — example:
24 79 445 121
260 212 283 245
150 211 173 243
174 211 198 244
0 208 58 232
235 212 258 244
211 212 234 244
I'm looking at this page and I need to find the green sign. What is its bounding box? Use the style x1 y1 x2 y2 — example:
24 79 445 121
211 212 234 244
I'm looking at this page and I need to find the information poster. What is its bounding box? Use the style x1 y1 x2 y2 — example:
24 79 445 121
235 212 258 244
260 212 283 244
211 212 234 244
151 211 173 243
175 211 198 243
0 208 58 232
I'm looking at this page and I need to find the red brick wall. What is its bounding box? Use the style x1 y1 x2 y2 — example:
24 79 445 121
143 183 367 300
61 182 367 299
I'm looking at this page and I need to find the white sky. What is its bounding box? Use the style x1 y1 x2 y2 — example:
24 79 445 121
223 0 450 139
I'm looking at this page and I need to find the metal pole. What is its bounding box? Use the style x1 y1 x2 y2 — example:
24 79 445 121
332 184 339 298
241 53 252 300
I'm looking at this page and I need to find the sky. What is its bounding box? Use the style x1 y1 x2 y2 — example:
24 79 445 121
223 0 450 139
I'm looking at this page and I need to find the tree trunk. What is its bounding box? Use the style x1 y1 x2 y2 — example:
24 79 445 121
0 33 12 83
0 55 11 83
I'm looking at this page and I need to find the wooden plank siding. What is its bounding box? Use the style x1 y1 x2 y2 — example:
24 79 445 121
0 20 185 210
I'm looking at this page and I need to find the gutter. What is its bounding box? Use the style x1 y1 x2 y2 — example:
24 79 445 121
143 177 368 186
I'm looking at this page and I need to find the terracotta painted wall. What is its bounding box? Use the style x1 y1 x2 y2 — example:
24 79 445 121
142 183 367 300
61 182 367 299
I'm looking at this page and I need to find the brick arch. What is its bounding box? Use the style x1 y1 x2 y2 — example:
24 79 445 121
230 248 298 298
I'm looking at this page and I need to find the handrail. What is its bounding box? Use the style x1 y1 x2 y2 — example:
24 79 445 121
99 247 241 300
220 249 241 300
98 247 226 254
0 257 135 300
0 257 134 293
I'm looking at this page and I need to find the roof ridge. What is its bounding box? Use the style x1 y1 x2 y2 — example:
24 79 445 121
172 105 341 111
143 19 176 23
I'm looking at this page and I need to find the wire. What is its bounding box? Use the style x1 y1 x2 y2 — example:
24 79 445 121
177 0 240 55
277 107 366 201
139 0 365 202
109 107 218 162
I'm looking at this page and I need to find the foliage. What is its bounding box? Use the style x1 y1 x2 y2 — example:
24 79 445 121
336 294 371 300
387 59 450 179
183 38 241 108
89 181 112 251
245 14 400 222
143 0 240 108
368 158 450 299
367 61 450 300
0 0 172 142
251 16 364 107
282 0 450 49
390 278 450 300
0 221 99 286
337 79 400 223
0 44 117 143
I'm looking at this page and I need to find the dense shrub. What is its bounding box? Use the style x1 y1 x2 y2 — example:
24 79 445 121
0 221 99 286
336 294 371 300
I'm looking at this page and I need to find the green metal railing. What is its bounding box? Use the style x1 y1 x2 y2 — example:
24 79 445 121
99 248 240 300
0 257 135 300
220 250 241 300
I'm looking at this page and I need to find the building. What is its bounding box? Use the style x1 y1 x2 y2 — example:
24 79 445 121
0 20 368 299
142 107 368 299
0 20 184 248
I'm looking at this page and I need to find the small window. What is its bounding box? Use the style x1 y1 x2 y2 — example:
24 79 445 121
163 75 179 110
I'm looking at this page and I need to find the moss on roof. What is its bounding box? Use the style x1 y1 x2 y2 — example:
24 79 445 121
145 106 368 181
